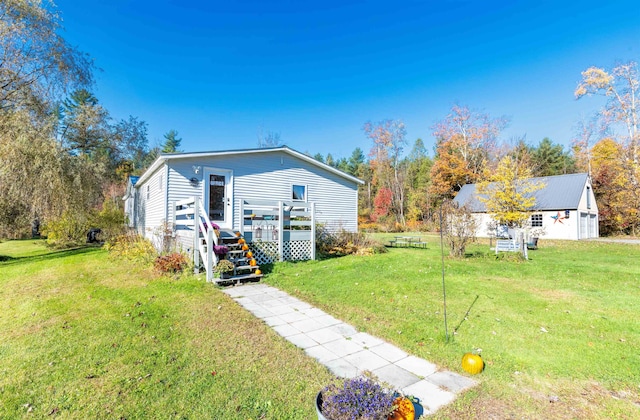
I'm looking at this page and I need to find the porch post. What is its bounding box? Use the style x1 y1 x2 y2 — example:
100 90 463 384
239 199 244 237
278 201 284 262
193 197 200 273
310 202 316 260
207 227 214 282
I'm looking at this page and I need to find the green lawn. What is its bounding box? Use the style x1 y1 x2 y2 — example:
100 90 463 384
2 238 639 419
266 236 640 419
0 240 332 419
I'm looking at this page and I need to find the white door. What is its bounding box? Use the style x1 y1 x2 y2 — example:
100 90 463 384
204 168 233 230
590 214 598 238
579 213 587 239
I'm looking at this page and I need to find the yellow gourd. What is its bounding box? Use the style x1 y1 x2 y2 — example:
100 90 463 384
254 269 262 275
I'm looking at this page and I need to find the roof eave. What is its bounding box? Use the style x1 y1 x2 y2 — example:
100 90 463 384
134 146 364 187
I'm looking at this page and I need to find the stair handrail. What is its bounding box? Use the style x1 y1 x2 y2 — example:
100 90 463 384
195 200 218 282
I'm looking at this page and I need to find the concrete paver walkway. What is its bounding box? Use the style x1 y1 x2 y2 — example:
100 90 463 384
223 283 476 415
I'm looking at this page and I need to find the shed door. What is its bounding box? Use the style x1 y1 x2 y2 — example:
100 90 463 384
589 214 598 238
204 168 233 230
579 212 588 239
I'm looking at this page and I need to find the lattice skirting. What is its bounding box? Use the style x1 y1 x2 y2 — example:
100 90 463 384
249 240 313 264
284 240 312 261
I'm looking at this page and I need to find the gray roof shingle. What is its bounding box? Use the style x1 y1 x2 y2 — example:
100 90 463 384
454 173 589 212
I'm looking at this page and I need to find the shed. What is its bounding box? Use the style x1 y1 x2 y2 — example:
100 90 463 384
454 173 599 240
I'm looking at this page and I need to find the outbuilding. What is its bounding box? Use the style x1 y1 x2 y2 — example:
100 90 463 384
454 173 599 240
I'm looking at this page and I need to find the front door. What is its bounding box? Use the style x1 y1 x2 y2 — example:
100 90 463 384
204 168 233 230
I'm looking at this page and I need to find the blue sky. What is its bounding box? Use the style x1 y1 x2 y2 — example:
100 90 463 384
55 0 640 159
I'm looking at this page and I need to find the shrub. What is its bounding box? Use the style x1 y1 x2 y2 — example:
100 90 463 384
94 199 127 243
42 200 127 248
154 252 188 274
105 232 157 264
316 225 387 257
42 210 92 247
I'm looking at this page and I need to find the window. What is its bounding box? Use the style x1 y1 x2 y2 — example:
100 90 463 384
292 184 306 201
530 214 543 227
586 186 591 209
146 185 150 200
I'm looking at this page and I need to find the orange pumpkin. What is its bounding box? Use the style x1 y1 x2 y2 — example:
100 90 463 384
241 244 249 251
388 396 415 420
249 259 257 266
254 269 262 275
461 352 484 375
246 251 253 258
238 238 246 244
235 231 241 237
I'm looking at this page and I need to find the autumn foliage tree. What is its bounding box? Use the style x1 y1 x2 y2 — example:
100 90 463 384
589 138 628 234
576 61 640 234
429 105 506 200
364 119 408 226
476 154 545 228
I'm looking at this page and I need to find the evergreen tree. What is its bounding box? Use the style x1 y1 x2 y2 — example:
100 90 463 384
531 137 575 176
161 129 182 153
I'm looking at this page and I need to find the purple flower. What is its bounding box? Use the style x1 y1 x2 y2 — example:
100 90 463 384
213 245 228 255
201 220 220 231
320 375 395 420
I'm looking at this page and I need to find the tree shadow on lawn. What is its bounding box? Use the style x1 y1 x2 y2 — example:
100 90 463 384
0 245 102 266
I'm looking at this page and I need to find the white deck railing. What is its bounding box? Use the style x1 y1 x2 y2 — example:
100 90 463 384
173 197 219 282
173 198 316 280
239 199 315 262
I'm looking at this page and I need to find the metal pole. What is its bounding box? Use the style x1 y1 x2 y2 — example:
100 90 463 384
439 204 449 343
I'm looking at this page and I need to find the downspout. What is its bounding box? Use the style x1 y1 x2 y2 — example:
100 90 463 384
164 163 170 224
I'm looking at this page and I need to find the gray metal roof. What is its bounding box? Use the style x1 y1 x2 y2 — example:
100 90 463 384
454 173 590 212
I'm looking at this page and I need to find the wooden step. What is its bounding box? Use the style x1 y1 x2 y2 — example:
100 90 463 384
215 273 263 285
234 264 259 271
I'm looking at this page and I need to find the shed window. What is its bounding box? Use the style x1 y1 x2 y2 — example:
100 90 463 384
530 214 543 227
586 186 591 209
292 184 306 201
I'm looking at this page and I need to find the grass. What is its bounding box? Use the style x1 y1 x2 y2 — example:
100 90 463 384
2 237 639 419
266 235 640 419
0 240 332 419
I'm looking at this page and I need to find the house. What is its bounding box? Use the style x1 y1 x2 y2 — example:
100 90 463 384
124 146 363 280
453 173 599 240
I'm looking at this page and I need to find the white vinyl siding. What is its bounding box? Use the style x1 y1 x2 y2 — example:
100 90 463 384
164 151 358 233
134 149 361 254
134 164 167 244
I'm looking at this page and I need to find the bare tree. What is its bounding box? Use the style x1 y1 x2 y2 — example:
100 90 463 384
257 126 284 148
441 200 477 258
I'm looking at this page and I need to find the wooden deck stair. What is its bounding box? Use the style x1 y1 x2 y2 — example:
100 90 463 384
214 229 263 285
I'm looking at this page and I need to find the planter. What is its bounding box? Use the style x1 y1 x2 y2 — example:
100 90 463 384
316 392 327 420
316 390 418 420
